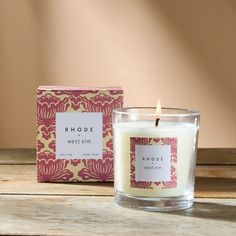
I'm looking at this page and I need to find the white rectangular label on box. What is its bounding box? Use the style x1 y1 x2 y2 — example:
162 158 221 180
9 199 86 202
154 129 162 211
56 112 103 159
135 144 171 182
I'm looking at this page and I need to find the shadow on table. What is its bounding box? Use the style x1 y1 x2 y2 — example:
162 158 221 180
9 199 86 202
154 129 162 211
166 201 236 223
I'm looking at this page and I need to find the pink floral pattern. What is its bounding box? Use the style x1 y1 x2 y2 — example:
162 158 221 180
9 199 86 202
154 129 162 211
37 159 73 182
37 94 69 140
78 158 113 181
37 150 55 162
130 137 177 189
36 140 44 152
83 93 123 132
37 94 69 126
70 159 81 166
36 87 123 182
48 140 56 152
105 139 113 150
78 150 114 181
70 95 86 110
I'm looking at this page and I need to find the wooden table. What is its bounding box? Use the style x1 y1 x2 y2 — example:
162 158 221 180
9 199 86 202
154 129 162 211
0 149 235 235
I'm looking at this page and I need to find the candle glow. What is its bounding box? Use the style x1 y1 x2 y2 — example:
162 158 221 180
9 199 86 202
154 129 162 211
155 99 162 114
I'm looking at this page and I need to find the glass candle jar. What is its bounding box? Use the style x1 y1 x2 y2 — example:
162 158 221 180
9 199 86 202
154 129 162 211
112 107 200 211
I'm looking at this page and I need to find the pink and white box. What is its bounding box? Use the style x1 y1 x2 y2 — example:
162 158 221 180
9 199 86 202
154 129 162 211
36 86 123 182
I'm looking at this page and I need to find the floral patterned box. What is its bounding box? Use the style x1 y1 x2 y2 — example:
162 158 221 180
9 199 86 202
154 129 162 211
36 86 123 182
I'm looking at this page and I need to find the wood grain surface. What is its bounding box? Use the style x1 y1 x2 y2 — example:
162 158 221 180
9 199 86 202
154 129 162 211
0 149 235 235
0 195 235 236
1 148 235 165
0 148 35 164
197 148 236 164
0 164 235 197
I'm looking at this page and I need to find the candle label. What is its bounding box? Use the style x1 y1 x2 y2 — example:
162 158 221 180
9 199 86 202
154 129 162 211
56 112 103 159
130 137 177 189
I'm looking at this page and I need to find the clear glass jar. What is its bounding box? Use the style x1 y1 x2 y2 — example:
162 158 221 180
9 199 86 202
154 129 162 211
112 107 200 211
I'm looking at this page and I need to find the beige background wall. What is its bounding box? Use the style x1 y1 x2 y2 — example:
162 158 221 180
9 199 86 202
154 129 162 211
0 0 235 148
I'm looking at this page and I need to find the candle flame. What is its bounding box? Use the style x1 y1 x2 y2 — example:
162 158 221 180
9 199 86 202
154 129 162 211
155 99 162 114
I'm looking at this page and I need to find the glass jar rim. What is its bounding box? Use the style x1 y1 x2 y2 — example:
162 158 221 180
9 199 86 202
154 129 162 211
113 107 200 117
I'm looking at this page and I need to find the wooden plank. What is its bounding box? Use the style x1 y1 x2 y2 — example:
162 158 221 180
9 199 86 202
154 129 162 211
197 148 236 164
0 180 114 196
0 165 113 196
0 148 236 165
0 148 35 164
0 165 235 197
195 177 236 198
1 164 235 181
0 195 235 236
195 165 236 179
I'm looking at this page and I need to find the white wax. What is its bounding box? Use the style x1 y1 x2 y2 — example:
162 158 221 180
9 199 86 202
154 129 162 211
113 121 199 197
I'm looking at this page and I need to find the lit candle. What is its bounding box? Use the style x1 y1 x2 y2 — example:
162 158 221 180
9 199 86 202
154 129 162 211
113 102 200 211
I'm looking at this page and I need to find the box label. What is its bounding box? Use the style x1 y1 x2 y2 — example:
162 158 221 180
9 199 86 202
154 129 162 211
135 145 171 182
56 112 103 159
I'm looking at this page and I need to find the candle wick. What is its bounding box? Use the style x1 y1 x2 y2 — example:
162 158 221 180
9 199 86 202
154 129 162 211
155 118 160 127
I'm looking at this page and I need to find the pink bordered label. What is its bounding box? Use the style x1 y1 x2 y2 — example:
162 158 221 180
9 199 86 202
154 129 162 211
130 137 177 189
